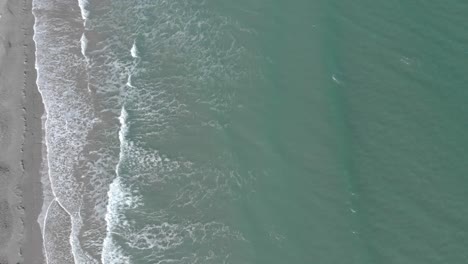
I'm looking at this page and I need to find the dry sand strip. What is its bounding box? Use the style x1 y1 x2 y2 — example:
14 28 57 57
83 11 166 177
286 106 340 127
0 0 44 263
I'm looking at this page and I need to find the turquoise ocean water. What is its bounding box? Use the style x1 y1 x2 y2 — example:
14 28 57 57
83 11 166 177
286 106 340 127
33 0 468 263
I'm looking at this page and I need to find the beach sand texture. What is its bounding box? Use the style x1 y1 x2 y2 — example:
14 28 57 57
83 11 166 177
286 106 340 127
0 0 44 263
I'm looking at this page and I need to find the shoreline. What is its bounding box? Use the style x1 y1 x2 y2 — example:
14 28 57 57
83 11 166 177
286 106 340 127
0 0 45 263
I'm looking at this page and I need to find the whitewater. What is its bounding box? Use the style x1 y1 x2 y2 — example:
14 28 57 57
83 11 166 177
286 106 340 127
33 0 256 262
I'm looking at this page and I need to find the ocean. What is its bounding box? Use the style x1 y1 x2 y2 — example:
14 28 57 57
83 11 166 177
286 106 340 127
32 0 468 263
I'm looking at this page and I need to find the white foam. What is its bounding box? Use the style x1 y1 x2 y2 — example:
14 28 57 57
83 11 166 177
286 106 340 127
80 33 88 58
101 107 138 263
130 41 139 58
126 75 135 88
400 56 411 65
101 237 131 264
332 74 341 84
33 0 261 261
119 219 246 263
118 106 128 144
77 0 90 21
32 0 103 262
101 177 139 264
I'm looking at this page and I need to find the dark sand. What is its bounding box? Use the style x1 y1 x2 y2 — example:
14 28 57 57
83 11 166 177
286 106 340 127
0 0 44 263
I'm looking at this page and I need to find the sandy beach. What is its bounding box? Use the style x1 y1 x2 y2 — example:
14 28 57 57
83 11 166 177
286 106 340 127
0 0 44 263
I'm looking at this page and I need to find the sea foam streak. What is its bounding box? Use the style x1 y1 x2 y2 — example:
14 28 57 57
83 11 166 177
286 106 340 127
77 0 90 21
101 107 135 264
130 41 139 58
80 33 88 58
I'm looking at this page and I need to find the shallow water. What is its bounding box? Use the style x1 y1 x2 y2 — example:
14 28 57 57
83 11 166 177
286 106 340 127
33 0 468 263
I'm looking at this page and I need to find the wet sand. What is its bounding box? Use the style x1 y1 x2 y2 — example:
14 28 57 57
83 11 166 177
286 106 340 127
0 0 44 263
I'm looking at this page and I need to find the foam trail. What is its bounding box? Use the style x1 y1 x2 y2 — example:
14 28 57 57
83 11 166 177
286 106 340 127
101 106 131 264
80 33 91 93
118 107 128 142
101 178 132 264
126 75 135 88
77 0 89 21
80 33 88 58
130 40 139 58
